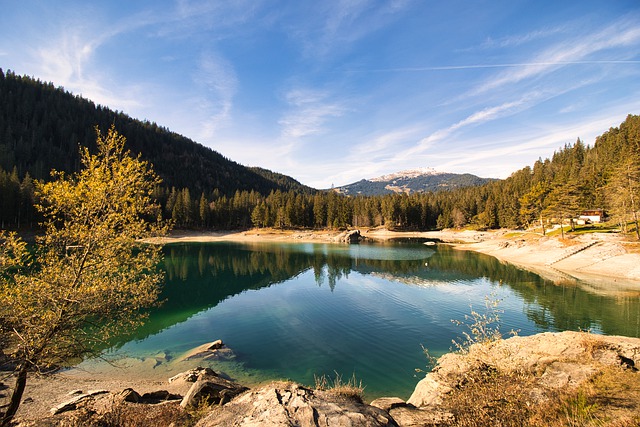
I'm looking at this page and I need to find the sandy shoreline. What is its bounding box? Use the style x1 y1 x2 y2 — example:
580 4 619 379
6 227 640 422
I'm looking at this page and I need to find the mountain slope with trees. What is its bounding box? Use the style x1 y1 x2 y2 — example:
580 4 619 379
0 69 312 211
246 114 640 234
0 69 638 235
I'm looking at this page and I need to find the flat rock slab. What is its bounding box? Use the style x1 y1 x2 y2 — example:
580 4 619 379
408 331 640 409
195 381 398 427
180 373 247 408
50 389 109 415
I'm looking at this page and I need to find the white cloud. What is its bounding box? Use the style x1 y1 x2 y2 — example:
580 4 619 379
279 88 345 139
25 8 166 113
428 108 636 178
32 33 143 113
399 98 530 161
286 0 410 60
192 52 238 140
476 26 567 50
351 126 425 161
472 15 640 95
166 0 264 37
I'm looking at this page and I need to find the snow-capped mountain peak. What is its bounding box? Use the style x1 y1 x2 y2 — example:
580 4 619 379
333 167 493 196
369 167 443 182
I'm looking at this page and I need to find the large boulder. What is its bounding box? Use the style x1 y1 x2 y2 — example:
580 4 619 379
169 366 217 383
195 381 398 427
336 229 363 243
408 331 640 409
50 390 109 415
180 371 247 408
370 398 453 427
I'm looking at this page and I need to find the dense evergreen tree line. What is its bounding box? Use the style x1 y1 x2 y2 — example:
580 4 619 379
3 109 638 233
162 114 639 234
1 69 638 235
0 167 36 228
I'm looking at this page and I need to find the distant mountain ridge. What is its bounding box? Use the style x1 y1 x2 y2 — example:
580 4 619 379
370 167 442 182
335 167 494 196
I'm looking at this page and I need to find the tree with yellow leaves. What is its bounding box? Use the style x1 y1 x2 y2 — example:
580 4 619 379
0 126 168 426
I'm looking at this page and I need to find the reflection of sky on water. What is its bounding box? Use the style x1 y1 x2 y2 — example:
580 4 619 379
76 241 640 400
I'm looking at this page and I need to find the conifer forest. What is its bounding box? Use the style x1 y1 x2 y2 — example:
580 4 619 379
1 69 639 234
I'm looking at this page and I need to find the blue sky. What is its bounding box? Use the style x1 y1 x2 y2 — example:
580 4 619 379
1 1 639 188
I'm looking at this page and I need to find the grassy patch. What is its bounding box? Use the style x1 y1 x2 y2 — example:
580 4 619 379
544 227 564 238
442 364 640 427
570 223 620 235
431 301 640 426
443 366 537 426
502 231 525 239
57 401 192 427
314 372 365 402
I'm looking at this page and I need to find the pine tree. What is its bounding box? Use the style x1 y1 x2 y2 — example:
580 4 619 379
519 182 550 234
198 192 210 228
607 151 640 239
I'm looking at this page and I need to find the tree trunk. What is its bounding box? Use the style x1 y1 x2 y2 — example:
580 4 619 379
627 170 639 240
1 363 28 427
540 215 545 235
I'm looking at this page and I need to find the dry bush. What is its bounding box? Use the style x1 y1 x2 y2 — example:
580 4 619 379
443 365 538 427
56 401 191 427
183 396 217 426
451 293 505 354
314 372 365 402
443 363 640 427
579 332 609 358
101 402 190 427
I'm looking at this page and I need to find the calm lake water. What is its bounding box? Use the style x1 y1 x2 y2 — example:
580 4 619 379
78 240 640 400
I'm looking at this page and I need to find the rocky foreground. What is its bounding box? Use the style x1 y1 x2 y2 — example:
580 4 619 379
7 331 640 426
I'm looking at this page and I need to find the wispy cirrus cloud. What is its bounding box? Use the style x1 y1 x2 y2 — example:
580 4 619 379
279 88 345 139
33 27 145 111
285 0 411 59
471 14 640 95
400 69 610 164
28 7 166 110
352 60 640 74
163 0 266 38
474 26 567 50
398 97 530 161
432 109 636 178
192 52 238 140
351 126 425 160
21 4 242 141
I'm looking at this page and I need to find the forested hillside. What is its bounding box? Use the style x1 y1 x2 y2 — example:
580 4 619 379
0 69 312 227
210 114 640 233
0 69 638 234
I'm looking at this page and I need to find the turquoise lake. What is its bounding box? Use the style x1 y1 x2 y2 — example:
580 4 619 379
76 240 640 400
